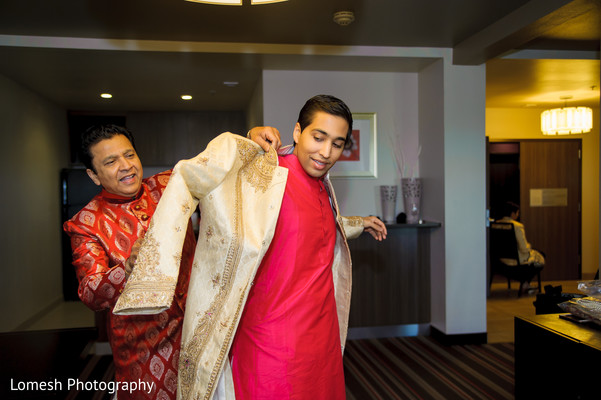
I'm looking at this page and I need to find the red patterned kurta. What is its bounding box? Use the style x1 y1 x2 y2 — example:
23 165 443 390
64 170 196 400
230 154 346 399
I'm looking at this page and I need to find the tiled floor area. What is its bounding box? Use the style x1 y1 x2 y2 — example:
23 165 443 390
19 300 95 331
487 278 581 343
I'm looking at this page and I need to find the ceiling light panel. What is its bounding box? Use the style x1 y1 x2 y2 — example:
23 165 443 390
185 0 242 5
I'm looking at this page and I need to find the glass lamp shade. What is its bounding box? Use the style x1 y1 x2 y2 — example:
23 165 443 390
186 0 242 4
185 0 287 4
541 106 593 135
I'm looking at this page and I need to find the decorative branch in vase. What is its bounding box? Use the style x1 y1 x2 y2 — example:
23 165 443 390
387 131 422 224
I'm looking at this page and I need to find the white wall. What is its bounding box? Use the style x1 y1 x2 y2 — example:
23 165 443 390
419 59 488 336
261 70 420 218
0 74 69 331
441 61 487 335
262 65 488 337
419 59 447 332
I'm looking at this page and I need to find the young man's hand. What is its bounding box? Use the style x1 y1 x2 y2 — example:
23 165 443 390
362 216 387 241
248 126 282 151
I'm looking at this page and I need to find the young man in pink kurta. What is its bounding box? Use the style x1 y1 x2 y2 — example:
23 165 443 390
230 95 359 399
113 95 387 399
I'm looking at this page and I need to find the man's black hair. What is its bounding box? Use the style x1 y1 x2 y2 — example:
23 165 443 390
80 124 136 171
297 94 353 144
502 201 520 218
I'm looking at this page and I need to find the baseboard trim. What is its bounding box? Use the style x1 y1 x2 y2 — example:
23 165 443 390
92 341 113 355
430 326 488 345
12 296 63 331
347 324 431 340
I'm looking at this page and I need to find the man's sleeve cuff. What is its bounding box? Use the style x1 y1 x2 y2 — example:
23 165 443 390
341 216 364 240
113 281 175 315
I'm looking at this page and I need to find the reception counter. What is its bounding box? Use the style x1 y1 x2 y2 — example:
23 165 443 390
347 222 440 337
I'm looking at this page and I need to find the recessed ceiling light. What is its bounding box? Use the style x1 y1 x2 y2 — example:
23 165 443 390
223 81 239 88
100 93 112 99
181 95 193 100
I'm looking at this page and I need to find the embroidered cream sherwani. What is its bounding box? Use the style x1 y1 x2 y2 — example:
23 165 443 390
113 132 364 400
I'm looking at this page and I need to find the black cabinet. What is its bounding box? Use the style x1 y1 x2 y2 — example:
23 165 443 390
348 223 439 328
515 314 601 400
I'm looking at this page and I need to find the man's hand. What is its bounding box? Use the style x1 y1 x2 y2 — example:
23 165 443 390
362 216 388 241
248 126 282 151
124 237 144 277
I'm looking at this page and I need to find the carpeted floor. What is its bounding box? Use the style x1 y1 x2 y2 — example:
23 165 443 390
65 335 515 400
344 336 515 400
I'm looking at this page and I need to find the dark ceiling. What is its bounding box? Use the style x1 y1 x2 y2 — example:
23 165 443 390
0 0 598 111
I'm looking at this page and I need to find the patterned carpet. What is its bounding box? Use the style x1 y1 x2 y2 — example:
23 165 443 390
64 335 514 399
344 336 515 400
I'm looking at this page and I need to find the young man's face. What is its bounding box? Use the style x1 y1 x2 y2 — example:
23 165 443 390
292 111 349 178
86 134 144 197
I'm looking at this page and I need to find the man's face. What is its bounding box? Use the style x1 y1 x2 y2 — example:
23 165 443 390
292 111 349 178
86 134 143 197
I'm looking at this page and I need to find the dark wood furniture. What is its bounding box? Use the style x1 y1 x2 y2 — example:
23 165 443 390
348 222 439 328
489 221 542 297
515 314 601 400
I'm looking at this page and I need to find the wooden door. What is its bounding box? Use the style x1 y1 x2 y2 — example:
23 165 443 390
519 140 581 280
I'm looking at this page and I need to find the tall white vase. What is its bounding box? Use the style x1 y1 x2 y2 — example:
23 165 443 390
379 185 398 224
402 178 422 224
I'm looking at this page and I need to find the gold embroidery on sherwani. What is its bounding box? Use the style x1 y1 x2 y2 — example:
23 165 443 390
211 273 221 289
237 138 277 193
236 138 256 164
205 226 214 241
179 138 260 400
116 227 177 310
173 252 182 265
346 216 363 227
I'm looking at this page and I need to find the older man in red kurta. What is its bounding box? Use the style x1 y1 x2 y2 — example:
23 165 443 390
64 124 281 400
65 169 196 399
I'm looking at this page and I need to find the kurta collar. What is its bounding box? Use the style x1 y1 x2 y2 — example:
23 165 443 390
277 144 332 182
280 153 328 185
100 185 145 203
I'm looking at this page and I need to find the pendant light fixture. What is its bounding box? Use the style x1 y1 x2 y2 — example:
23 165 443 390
185 0 287 4
541 96 593 135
